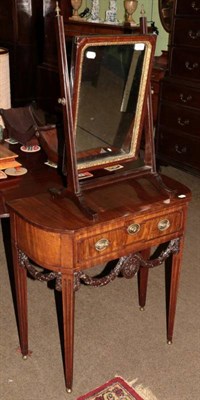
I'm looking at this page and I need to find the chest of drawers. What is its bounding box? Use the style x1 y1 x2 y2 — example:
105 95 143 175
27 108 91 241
156 0 200 175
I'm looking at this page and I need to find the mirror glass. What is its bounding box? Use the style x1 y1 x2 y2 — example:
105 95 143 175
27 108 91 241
72 36 155 171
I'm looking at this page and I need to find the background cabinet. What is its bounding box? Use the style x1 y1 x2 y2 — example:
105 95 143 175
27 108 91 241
36 1 145 113
0 0 43 106
0 0 163 126
0 0 69 107
156 0 200 176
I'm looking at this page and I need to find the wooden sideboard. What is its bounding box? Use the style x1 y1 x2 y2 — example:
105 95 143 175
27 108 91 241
155 0 200 176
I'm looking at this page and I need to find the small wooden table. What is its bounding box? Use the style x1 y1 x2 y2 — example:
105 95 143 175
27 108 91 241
0 143 63 217
6 171 191 392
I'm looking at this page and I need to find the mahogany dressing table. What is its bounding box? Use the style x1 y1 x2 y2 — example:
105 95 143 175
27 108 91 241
5 13 191 393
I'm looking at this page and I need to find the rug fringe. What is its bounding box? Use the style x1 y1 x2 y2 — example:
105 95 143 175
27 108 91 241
114 376 158 400
128 378 158 400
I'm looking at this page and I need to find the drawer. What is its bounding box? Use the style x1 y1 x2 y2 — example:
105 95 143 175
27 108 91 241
176 1 200 16
161 80 200 109
159 103 200 137
76 211 184 264
173 19 200 47
76 227 125 263
157 128 200 169
170 48 200 80
124 212 183 244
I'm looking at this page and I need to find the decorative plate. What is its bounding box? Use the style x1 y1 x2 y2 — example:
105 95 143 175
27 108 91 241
5 167 28 176
20 145 41 153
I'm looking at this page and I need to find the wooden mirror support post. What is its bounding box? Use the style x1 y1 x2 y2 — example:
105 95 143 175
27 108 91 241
51 2 98 220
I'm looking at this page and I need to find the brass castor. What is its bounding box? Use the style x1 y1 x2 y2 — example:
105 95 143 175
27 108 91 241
167 340 172 345
140 306 145 311
66 388 72 393
22 355 28 360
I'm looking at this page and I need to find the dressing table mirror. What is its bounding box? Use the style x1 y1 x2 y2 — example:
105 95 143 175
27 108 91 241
55 12 172 220
72 36 154 171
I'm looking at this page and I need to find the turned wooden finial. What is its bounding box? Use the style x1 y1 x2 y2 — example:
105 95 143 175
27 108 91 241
140 4 146 16
55 1 61 16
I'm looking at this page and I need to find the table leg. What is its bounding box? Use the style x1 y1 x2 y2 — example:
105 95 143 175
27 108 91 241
62 272 75 392
167 237 184 344
11 242 28 358
137 248 151 310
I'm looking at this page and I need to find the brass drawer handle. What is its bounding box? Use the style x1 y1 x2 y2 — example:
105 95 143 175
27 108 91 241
191 1 200 11
158 219 170 231
95 238 110 252
58 97 66 105
127 223 141 235
185 61 198 71
177 117 189 127
179 93 192 103
188 29 200 39
175 145 187 154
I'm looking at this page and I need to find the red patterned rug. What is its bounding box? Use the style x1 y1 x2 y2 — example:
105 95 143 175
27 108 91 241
76 377 144 400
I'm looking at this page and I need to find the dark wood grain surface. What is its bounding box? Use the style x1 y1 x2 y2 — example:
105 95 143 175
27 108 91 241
0 143 64 217
156 0 200 176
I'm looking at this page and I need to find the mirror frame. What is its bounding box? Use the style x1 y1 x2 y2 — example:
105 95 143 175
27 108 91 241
71 35 156 172
55 12 157 220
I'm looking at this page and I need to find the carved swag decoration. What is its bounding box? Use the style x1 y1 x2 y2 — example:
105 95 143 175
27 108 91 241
18 238 180 292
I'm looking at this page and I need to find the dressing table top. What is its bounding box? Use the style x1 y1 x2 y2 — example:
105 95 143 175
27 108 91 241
7 172 191 273
7 173 191 231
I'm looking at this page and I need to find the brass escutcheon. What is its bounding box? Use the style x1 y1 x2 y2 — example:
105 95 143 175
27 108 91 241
158 219 170 231
58 97 66 105
95 238 110 251
127 223 140 235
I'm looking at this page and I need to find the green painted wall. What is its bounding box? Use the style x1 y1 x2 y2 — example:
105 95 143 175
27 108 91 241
80 1 169 55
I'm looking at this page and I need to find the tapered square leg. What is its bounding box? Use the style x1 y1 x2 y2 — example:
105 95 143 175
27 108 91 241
62 273 75 392
11 243 28 357
138 248 151 310
167 237 184 344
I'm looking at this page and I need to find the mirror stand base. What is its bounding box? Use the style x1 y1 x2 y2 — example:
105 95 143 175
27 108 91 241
49 187 98 221
153 173 177 199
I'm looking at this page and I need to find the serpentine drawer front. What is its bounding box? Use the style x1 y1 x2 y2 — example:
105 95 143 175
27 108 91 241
76 210 183 263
